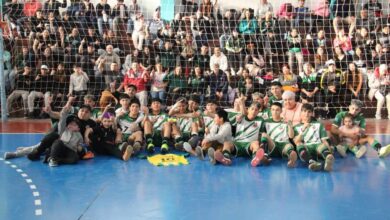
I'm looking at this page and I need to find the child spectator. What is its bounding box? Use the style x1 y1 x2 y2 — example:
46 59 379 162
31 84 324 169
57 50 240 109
368 64 390 119
336 113 367 159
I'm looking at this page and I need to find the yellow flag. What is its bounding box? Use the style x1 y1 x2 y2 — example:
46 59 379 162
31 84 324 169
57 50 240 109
147 154 189 166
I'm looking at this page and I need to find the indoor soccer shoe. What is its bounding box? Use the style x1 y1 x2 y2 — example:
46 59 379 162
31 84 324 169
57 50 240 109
82 151 95 160
251 148 265 167
324 154 335 172
122 144 133 161
195 146 204 160
161 143 169 154
48 158 58 167
214 151 232 166
4 152 16 160
207 148 216 165
147 143 155 154
336 145 347 158
355 146 367 159
308 159 322 171
379 144 390 158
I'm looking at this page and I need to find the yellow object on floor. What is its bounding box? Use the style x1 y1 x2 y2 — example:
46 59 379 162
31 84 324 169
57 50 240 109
147 154 189 166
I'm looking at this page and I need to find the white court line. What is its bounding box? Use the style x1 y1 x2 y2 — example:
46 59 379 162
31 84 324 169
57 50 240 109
2 160 43 217
35 209 42 216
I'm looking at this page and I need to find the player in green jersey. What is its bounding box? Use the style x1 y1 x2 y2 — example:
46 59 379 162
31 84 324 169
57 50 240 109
214 100 266 167
143 98 171 154
266 81 283 107
330 99 390 158
262 102 297 168
294 103 335 172
115 99 145 159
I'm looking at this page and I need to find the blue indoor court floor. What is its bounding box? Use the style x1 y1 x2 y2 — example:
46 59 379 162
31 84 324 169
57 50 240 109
1 133 390 220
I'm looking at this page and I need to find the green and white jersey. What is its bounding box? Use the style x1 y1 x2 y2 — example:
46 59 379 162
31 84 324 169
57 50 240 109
333 111 366 129
225 108 240 126
117 113 144 135
268 96 283 107
177 117 193 134
234 116 265 143
258 108 271 120
294 121 328 145
202 112 215 130
264 119 290 143
148 112 168 131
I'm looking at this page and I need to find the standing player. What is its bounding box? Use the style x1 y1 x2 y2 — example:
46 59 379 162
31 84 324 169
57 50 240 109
262 102 297 168
294 103 335 172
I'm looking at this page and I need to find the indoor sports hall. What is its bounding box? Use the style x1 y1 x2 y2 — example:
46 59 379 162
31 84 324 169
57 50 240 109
1 0 390 219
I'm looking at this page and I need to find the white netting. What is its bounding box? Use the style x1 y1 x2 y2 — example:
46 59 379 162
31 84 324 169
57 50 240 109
2 0 390 119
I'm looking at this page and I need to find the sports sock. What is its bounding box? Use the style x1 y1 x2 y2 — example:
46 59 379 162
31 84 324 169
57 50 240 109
222 150 231 159
371 140 381 151
145 134 153 144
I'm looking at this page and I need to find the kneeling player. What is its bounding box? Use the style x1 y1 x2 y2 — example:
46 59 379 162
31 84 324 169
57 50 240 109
294 104 335 172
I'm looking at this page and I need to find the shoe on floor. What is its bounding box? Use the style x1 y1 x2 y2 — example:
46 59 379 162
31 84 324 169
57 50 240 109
4 152 16 160
214 151 232 166
308 159 322 171
207 148 216 165
336 145 347 158
379 144 390 158
161 143 169 154
355 145 367 159
48 158 59 167
324 154 335 172
122 144 133 161
195 146 204 160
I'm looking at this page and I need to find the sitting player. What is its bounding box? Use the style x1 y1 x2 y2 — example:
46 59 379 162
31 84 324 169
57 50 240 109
168 96 201 155
115 99 145 159
85 112 134 161
213 101 266 167
195 109 233 164
143 98 171 154
262 102 297 168
330 99 390 158
294 103 335 172
336 113 367 158
266 81 283 107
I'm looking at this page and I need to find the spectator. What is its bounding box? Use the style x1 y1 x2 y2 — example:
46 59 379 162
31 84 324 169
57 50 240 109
320 60 346 117
16 0 42 38
293 0 313 37
97 62 121 89
260 11 278 34
27 65 55 118
101 30 120 54
208 63 228 105
279 64 300 94
334 46 352 72
372 43 389 67
238 9 258 44
333 29 353 55
179 33 197 70
345 62 363 104
312 30 330 52
194 44 210 73
281 91 302 126
4 0 24 38
126 0 141 35
170 13 186 40
219 9 238 52
9 46 36 90
123 49 140 74
362 0 382 19
256 0 273 21
110 0 128 36
225 29 245 72
79 0 96 31
68 64 89 104
191 10 211 48
43 0 67 19
200 0 217 19
146 10 165 47
244 42 265 76
355 27 376 53
7 66 35 117
132 14 147 50
164 66 187 103
356 9 378 33
286 28 304 74
158 41 176 72
299 63 320 105
330 0 356 36
123 62 149 107
377 23 390 53
139 46 155 71
96 44 121 78
79 42 98 77
262 31 286 68
188 66 207 106
96 0 111 35
150 63 168 104
368 64 390 119
210 47 228 72
314 46 328 72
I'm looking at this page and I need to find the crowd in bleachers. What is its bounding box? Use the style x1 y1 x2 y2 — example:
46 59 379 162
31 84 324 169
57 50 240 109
2 0 390 119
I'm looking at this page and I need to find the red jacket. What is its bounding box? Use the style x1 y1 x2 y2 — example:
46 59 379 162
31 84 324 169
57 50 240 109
123 67 149 92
